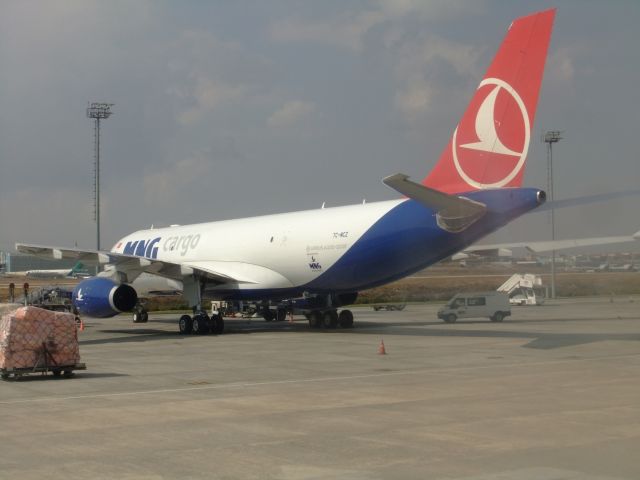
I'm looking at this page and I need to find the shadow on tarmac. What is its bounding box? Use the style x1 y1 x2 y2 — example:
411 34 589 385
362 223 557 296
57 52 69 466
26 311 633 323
79 314 640 350
81 330 194 346
349 318 640 349
5 372 129 382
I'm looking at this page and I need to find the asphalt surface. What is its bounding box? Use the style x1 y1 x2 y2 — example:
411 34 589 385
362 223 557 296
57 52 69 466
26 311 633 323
1 298 639 479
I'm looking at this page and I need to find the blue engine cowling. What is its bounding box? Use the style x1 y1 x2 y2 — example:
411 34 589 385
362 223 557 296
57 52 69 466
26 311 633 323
73 277 138 318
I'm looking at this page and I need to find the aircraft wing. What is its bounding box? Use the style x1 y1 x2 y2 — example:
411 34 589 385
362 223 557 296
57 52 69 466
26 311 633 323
535 189 640 213
14 243 280 285
465 234 638 255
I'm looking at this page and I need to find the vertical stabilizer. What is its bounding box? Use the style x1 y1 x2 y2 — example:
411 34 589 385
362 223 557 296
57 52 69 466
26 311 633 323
423 9 555 194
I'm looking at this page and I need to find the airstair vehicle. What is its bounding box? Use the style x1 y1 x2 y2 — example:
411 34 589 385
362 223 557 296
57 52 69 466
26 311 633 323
497 273 546 306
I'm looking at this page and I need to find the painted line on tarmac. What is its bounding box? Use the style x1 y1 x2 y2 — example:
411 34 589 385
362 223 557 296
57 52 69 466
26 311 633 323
2 353 638 405
0 370 426 405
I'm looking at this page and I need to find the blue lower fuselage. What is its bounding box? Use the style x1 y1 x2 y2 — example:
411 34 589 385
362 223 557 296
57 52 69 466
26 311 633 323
209 187 543 301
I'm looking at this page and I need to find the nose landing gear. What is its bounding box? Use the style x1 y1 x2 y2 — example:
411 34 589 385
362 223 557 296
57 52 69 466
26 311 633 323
132 303 148 323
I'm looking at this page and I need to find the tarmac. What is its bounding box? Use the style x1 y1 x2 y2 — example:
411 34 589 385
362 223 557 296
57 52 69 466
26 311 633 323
1 297 639 479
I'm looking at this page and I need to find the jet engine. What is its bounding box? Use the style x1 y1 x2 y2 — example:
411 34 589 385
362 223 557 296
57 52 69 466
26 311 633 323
73 277 138 318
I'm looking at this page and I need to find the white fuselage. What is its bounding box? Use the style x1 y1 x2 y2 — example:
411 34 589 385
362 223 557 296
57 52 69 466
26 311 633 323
112 199 403 294
25 269 72 279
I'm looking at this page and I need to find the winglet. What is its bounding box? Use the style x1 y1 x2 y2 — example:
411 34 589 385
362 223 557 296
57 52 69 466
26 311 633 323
383 173 486 233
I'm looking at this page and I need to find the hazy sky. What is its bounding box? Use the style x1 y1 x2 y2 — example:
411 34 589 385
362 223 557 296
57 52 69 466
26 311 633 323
1 1 639 253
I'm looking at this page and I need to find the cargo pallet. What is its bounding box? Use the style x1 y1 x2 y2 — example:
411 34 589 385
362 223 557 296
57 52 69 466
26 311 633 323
1 363 86 380
1 342 85 380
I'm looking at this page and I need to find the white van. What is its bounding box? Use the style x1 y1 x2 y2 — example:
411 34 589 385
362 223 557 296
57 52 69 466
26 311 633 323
438 292 511 323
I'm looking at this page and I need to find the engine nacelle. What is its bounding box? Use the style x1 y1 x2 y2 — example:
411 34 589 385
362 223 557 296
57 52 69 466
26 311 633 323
73 277 138 318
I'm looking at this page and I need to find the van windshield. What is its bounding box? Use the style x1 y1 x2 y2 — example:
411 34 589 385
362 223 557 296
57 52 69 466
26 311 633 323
450 298 466 308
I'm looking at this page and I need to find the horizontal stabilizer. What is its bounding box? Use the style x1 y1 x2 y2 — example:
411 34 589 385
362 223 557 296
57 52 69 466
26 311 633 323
383 173 486 233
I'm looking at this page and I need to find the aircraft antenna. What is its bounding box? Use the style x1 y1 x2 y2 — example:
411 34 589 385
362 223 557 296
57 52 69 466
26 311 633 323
542 130 563 299
86 102 114 251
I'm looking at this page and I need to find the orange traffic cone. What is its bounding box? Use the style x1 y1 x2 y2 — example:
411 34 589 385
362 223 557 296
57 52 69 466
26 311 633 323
378 339 386 355
288 311 294 324
79 319 85 332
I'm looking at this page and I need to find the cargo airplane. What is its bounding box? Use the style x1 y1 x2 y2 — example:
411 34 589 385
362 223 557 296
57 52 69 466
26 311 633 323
18 9 556 334
26 261 88 279
2 261 87 279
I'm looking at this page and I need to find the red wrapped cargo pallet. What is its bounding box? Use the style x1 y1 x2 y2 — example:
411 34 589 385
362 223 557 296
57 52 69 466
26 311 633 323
0 306 81 373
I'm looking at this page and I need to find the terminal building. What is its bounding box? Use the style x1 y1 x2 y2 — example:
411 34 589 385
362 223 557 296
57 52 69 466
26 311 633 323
0 251 78 274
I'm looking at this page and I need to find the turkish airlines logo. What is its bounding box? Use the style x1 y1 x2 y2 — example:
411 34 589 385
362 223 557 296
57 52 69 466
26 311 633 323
452 78 530 189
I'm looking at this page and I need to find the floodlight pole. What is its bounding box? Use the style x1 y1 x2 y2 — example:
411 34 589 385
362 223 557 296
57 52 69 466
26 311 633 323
543 130 562 299
86 103 114 251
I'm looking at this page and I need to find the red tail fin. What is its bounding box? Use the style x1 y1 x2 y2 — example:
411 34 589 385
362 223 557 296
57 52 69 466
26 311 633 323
423 9 555 194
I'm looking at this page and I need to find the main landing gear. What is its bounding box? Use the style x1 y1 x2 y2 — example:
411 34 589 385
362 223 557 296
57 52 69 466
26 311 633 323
262 306 288 323
306 309 354 329
178 312 225 335
178 275 225 335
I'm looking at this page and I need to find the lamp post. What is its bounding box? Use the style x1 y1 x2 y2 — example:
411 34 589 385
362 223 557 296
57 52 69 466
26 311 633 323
542 130 562 299
86 103 114 251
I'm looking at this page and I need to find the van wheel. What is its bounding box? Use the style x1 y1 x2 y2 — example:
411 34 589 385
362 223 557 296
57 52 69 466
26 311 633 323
445 314 457 323
491 312 504 322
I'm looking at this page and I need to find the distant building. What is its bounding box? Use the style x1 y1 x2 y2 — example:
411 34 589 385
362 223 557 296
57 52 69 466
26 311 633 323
1 252 78 273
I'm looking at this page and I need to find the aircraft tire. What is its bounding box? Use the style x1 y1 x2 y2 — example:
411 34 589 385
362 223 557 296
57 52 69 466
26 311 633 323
133 310 149 323
263 309 275 322
133 305 149 323
276 308 287 322
179 315 193 334
207 316 216 332
322 310 338 329
192 314 210 334
338 309 354 328
210 314 225 334
308 310 322 329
